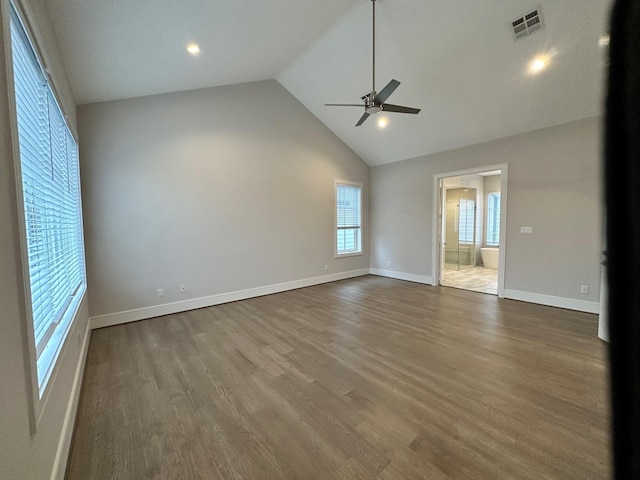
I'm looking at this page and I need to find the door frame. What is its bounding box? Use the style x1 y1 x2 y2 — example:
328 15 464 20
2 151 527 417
432 163 508 297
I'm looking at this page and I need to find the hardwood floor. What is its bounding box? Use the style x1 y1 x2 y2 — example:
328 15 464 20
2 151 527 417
66 276 611 479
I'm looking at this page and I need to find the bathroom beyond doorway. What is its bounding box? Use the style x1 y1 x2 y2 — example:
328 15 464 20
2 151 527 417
434 165 508 296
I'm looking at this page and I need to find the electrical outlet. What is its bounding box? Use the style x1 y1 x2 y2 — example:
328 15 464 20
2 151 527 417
580 285 589 294
520 226 533 235
180 284 186 293
324 265 328 272
157 288 164 298
386 260 391 267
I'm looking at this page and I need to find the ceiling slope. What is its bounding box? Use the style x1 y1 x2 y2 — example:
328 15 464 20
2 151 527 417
278 0 611 165
45 0 360 105
45 0 612 165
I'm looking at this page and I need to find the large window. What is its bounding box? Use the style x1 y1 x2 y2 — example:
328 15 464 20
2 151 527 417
486 192 501 246
10 4 86 396
336 181 362 256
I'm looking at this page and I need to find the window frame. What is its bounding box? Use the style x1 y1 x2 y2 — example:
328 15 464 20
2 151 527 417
335 180 363 258
6 0 87 429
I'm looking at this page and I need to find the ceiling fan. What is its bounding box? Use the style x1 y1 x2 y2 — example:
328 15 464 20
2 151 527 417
325 0 420 127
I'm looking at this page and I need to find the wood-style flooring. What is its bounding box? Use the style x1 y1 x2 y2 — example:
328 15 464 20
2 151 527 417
66 276 611 479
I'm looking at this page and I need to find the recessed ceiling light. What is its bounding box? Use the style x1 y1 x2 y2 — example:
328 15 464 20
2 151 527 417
529 56 548 74
377 117 388 128
187 43 200 55
599 34 610 48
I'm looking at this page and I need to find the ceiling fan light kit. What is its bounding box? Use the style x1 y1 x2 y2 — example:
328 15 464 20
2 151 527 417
325 0 420 126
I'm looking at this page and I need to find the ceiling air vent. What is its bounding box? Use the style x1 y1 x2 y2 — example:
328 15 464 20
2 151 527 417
512 8 543 40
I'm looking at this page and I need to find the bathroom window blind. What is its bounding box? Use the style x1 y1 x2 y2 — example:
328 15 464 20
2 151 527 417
10 4 86 395
486 192 501 246
336 182 362 255
458 199 475 244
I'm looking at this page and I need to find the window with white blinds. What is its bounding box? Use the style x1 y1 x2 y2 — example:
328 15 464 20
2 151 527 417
336 182 362 256
458 198 475 244
10 4 86 395
486 192 501 246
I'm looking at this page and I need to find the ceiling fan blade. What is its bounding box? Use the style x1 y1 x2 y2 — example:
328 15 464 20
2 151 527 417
325 103 365 107
374 79 401 104
382 103 421 114
355 112 370 126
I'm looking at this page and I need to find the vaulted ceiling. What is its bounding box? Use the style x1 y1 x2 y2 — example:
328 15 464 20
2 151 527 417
45 0 612 165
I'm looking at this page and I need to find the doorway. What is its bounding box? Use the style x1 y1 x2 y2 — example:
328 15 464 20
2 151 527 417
432 165 508 297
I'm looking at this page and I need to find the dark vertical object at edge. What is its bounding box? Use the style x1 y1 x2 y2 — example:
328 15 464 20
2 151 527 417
605 0 640 478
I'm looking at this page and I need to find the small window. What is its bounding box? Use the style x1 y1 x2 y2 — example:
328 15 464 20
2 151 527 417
336 181 362 256
486 192 501 246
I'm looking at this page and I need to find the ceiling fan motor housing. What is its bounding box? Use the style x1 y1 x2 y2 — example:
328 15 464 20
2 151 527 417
363 92 381 114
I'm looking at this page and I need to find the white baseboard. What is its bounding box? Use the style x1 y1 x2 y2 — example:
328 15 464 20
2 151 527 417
503 289 600 314
369 269 600 314
90 269 370 330
51 319 91 480
89 270 599 329
370 268 434 285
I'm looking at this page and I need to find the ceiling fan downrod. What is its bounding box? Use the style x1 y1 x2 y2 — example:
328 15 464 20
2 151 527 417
372 0 376 95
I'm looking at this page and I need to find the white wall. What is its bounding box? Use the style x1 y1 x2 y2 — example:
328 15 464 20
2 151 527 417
0 0 90 478
371 117 603 311
78 80 370 322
